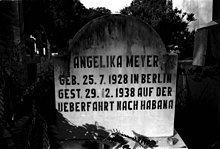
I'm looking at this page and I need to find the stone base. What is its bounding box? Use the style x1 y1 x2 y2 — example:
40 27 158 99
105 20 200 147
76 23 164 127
60 130 187 149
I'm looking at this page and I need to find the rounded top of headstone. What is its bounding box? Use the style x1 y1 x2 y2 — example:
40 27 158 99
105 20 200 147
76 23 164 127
69 14 167 56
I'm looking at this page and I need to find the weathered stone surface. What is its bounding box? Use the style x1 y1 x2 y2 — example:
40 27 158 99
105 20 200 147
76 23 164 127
54 14 178 139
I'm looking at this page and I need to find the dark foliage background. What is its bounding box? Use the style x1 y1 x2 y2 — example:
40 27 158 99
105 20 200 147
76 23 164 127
120 0 195 59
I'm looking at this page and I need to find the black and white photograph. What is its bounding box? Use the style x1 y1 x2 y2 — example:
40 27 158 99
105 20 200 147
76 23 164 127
0 0 220 148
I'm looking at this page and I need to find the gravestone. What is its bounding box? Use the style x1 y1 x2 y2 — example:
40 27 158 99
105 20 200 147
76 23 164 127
54 14 178 139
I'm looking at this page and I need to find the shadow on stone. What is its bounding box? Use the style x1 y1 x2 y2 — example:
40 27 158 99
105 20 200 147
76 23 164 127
55 110 109 141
